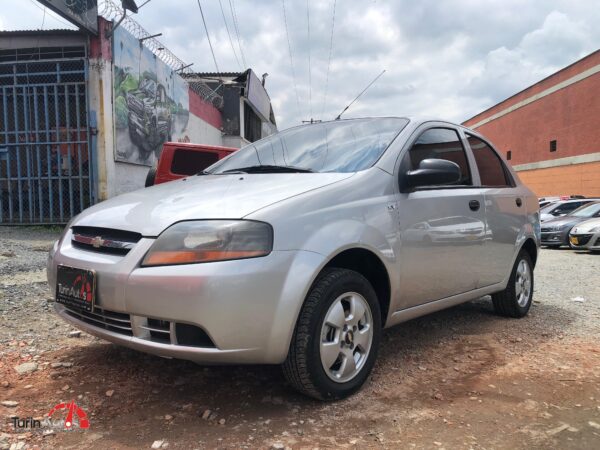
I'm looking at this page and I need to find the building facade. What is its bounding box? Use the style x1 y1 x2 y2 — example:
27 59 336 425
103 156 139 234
0 17 276 225
463 50 600 197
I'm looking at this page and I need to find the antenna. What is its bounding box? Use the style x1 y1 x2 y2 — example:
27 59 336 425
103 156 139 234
335 69 386 120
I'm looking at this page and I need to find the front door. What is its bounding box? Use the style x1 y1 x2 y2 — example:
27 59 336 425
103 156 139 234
396 127 486 309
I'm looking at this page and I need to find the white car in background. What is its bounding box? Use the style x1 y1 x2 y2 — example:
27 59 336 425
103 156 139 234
569 217 600 252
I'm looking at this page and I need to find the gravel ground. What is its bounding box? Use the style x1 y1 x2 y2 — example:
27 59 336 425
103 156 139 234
1 226 599 449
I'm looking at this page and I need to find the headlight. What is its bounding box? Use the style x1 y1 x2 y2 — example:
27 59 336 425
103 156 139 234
142 220 273 266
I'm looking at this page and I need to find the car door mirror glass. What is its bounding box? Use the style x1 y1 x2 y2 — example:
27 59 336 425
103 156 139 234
404 158 461 189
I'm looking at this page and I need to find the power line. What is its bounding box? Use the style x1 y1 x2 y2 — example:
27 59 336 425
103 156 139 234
320 0 337 118
218 0 242 70
196 0 221 76
228 0 247 69
27 0 74 29
306 0 312 119
281 0 301 117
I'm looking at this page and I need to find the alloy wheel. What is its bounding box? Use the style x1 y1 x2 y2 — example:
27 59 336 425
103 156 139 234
319 292 373 383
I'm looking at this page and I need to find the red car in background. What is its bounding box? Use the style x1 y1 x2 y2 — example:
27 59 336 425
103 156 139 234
145 142 237 187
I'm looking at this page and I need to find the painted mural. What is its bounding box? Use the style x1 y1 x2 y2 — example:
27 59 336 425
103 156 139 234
113 27 190 166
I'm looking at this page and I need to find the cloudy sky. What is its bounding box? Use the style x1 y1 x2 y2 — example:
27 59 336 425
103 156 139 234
1 0 599 129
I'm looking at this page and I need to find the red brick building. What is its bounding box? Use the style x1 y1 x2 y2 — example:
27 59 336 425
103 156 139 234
463 50 600 197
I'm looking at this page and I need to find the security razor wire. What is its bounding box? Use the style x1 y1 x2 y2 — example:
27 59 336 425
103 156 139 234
98 0 224 109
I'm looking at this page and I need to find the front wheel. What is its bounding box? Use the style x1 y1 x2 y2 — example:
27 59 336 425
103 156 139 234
492 250 534 318
283 268 381 400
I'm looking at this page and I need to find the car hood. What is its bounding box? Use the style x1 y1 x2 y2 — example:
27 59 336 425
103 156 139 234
73 172 354 236
571 217 600 233
541 216 588 229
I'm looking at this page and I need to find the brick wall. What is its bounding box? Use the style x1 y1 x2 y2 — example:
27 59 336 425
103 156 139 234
517 161 600 197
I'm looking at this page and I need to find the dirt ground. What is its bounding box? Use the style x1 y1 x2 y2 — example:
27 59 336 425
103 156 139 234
1 226 599 449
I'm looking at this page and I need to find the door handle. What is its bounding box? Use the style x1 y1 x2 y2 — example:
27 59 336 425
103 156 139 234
469 200 480 211
516 197 522 207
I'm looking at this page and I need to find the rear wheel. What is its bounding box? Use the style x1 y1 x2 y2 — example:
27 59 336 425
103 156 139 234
145 167 157 187
283 268 381 400
492 250 534 318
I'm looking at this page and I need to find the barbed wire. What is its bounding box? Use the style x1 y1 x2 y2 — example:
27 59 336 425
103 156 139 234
98 0 223 109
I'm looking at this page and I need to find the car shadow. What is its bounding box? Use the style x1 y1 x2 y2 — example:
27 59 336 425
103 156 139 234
46 296 577 446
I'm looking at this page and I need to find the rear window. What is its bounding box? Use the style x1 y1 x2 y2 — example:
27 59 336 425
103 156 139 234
467 134 511 187
171 149 220 175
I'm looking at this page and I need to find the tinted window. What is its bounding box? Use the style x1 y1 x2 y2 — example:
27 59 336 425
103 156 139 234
209 118 408 174
569 202 600 217
467 135 510 187
552 201 588 215
171 149 219 175
408 128 471 185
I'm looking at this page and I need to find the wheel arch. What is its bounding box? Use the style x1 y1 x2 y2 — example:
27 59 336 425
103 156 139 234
320 247 392 326
521 237 538 268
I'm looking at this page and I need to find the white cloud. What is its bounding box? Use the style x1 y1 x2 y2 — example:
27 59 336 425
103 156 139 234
1 0 599 129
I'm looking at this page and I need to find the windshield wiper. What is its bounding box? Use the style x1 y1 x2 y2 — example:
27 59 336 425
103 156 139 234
220 165 314 174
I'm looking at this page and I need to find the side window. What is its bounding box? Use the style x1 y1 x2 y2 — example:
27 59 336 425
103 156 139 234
467 135 511 187
408 128 472 185
553 202 583 215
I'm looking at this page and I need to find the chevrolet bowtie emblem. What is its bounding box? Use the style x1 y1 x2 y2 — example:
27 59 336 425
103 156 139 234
90 236 105 248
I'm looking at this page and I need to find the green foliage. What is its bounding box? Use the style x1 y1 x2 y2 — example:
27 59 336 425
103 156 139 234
118 73 139 96
115 95 129 129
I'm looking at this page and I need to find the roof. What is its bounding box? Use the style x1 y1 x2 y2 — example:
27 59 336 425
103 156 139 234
191 72 246 78
0 29 81 36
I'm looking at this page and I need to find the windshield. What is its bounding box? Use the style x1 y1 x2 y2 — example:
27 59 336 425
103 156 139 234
207 118 408 174
570 202 600 217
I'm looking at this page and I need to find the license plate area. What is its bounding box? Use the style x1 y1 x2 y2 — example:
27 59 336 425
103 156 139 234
55 265 96 312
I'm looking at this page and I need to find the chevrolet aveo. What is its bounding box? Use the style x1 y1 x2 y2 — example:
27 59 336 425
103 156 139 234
48 118 540 400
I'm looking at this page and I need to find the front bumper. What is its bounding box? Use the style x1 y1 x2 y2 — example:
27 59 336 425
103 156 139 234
540 229 569 246
568 232 600 250
48 231 325 364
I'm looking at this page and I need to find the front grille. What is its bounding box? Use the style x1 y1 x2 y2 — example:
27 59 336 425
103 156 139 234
140 318 171 344
573 234 593 246
71 226 142 256
64 305 133 336
62 306 216 348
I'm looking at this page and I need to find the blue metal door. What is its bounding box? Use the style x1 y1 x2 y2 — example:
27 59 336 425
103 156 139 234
0 57 93 224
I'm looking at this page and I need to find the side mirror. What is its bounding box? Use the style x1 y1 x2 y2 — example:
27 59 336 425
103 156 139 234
405 158 461 189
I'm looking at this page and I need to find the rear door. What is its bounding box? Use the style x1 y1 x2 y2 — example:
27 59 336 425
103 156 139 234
463 133 521 287
396 126 487 308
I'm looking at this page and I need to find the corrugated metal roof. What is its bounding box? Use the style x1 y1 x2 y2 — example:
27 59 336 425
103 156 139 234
187 71 247 79
0 29 81 36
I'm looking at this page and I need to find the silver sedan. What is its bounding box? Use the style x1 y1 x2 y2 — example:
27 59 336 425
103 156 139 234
47 117 539 400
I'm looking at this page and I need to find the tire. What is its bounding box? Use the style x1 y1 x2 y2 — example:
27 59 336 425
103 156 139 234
145 167 157 187
283 268 382 400
492 250 534 318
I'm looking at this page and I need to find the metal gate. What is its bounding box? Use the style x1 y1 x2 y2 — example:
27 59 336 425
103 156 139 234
0 55 93 224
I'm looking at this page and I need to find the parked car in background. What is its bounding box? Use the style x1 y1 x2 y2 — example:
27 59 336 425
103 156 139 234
540 198 598 222
569 217 600 252
539 198 559 209
47 117 539 400
145 142 237 187
541 201 600 247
